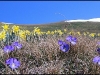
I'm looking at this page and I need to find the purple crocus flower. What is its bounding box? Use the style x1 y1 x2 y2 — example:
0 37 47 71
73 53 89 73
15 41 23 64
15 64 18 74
58 40 63 46
60 42 70 52
12 42 22 49
66 35 77 45
71 37 77 45
6 58 20 70
93 56 100 65
3 45 14 53
71 37 77 42
66 35 72 42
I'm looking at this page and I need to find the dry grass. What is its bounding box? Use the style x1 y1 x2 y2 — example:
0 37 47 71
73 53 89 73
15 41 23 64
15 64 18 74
0 33 100 74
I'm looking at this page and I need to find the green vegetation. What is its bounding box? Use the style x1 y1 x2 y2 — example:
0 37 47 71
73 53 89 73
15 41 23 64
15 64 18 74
1 22 99 33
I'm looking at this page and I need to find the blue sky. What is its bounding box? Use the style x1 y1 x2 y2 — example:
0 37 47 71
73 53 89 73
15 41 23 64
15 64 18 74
0 1 100 24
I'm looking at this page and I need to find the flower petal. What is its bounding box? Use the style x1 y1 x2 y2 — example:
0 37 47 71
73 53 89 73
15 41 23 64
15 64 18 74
93 56 100 64
66 35 72 42
60 42 70 52
58 40 63 46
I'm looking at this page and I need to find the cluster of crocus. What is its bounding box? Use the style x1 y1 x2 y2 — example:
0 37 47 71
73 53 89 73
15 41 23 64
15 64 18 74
58 40 70 52
3 42 22 53
3 42 22 70
66 35 77 45
58 35 77 52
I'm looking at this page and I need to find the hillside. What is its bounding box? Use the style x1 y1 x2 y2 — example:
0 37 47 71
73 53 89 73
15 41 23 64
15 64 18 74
1 22 100 33
1 21 100 74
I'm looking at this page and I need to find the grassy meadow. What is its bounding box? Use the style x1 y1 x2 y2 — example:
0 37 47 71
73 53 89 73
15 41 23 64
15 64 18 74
0 22 100 74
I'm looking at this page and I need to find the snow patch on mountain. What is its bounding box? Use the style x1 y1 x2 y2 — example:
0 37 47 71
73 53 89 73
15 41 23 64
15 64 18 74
1 22 13 24
65 18 100 22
